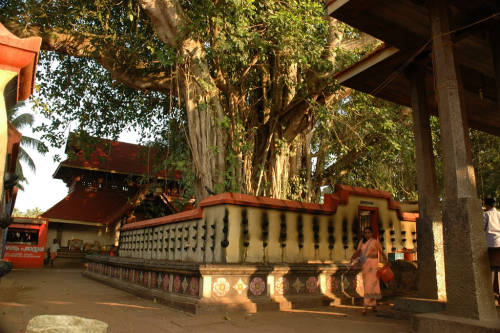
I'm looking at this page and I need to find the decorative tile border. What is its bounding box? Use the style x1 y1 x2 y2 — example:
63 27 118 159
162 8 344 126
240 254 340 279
84 255 407 313
188 277 199 296
249 277 266 296
89 263 360 298
162 273 170 291
89 263 206 298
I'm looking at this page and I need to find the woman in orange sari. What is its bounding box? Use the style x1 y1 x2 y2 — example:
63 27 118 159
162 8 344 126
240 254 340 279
350 227 389 315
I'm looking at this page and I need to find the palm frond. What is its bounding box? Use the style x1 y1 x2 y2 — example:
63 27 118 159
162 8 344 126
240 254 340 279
15 160 27 191
7 103 46 187
20 136 48 153
11 113 34 130
18 147 36 172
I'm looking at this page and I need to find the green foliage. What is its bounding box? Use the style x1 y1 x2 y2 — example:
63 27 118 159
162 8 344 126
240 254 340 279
33 53 172 150
312 91 418 201
188 0 329 80
1 0 333 200
3 0 497 205
471 131 500 203
12 207 44 218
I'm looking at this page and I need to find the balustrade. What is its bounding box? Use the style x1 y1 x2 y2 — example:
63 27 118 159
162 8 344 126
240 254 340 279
119 191 416 264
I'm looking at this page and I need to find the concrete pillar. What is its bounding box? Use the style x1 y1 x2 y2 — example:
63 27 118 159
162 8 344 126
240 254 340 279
428 0 497 320
408 63 446 300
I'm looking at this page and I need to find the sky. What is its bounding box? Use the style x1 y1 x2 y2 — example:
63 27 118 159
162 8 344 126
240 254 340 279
14 103 139 212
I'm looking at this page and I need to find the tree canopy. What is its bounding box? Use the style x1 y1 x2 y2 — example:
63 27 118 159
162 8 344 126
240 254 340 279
1 0 498 204
12 207 44 218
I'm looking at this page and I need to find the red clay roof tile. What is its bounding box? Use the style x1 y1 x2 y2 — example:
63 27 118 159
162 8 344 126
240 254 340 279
55 137 182 179
41 188 133 225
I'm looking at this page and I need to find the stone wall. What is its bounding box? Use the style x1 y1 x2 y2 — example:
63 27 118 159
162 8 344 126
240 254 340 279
119 188 417 264
84 254 417 313
86 186 419 312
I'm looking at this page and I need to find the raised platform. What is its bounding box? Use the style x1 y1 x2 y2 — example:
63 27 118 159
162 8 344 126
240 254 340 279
84 255 419 313
394 297 446 313
84 255 368 313
375 297 446 321
412 313 500 333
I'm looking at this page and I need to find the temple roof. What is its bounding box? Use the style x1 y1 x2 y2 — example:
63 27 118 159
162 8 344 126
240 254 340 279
41 188 135 226
328 0 500 136
326 0 497 52
0 22 42 105
53 134 182 180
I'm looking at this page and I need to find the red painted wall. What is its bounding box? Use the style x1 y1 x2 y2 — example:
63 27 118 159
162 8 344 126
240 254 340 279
4 219 49 268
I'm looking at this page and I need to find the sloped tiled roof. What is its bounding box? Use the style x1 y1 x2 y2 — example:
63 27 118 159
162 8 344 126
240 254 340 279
41 188 134 225
54 136 182 179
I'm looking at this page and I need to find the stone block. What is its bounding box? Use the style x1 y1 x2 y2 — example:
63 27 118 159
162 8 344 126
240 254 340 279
0 260 13 277
393 297 446 313
412 313 500 333
382 261 418 298
26 315 108 333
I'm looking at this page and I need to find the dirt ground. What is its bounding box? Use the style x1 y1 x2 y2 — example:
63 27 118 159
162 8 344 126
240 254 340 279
0 268 412 333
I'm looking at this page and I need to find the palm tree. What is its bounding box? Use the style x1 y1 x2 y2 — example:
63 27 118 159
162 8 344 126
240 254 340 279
7 104 48 190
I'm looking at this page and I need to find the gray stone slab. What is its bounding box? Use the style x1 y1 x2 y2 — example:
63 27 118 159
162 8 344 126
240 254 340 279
26 315 108 333
412 313 500 333
393 297 446 313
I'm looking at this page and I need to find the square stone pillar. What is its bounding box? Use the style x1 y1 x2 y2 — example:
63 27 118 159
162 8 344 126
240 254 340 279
408 62 446 301
428 0 497 320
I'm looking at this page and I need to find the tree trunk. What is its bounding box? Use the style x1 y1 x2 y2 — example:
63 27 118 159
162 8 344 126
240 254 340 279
178 39 226 202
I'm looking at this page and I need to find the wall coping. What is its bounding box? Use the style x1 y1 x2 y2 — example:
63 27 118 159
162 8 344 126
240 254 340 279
401 212 418 222
121 192 336 231
86 254 346 273
121 208 202 231
121 185 417 231
327 184 411 221
199 192 336 213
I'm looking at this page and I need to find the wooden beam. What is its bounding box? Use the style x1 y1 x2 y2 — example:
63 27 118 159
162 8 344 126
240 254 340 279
335 46 399 84
328 0 428 49
490 22 500 110
326 0 351 15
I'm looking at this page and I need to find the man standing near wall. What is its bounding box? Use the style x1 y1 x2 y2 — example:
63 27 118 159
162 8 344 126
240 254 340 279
49 239 60 268
484 197 500 301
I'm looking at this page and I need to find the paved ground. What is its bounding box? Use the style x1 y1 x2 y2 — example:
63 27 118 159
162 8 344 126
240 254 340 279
0 269 412 333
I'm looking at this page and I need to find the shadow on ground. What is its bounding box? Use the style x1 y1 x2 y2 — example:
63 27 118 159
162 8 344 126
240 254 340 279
0 268 412 333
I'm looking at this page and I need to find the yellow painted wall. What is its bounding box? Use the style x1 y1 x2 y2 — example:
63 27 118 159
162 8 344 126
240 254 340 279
120 193 417 264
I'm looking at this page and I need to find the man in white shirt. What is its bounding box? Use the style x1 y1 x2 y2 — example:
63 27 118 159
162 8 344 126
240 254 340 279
49 239 60 268
484 197 500 300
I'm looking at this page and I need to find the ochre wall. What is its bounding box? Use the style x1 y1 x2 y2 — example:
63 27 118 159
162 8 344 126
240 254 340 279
120 189 417 264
